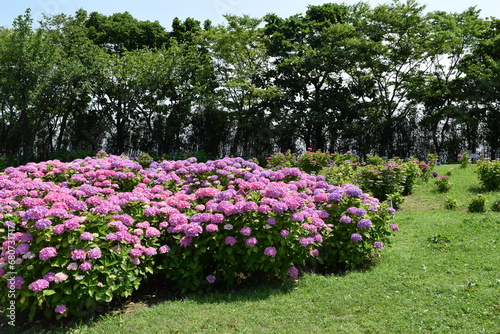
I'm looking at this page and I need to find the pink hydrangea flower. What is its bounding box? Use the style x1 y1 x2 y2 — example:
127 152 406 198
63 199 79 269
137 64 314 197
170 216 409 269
264 246 277 257
39 247 57 261
29 279 50 291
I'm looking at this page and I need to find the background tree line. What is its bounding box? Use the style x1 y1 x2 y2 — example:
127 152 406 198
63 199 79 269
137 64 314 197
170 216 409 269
1 0 500 165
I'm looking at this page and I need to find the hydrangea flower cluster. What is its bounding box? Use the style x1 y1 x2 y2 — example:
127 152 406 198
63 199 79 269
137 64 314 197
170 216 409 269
0 152 397 319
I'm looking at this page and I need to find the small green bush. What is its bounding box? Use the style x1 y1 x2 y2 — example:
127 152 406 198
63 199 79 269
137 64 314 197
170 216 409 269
490 198 500 212
476 158 500 191
297 149 332 174
444 197 458 210
434 175 451 193
266 150 297 169
458 152 471 169
468 194 488 213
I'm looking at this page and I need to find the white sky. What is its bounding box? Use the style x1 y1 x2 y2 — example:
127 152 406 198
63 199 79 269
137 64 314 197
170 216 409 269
0 0 498 29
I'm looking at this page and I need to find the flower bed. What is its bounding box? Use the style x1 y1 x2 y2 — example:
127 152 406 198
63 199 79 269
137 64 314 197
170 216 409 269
0 152 397 320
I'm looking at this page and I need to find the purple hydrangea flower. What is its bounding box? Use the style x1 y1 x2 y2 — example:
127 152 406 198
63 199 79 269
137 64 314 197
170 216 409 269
345 186 363 197
288 266 299 278
355 208 367 217
357 219 372 229
54 305 67 314
374 241 384 248
264 246 277 257
280 229 289 237
351 233 362 242
206 275 216 284
339 215 352 224
34 219 52 230
225 236 237 246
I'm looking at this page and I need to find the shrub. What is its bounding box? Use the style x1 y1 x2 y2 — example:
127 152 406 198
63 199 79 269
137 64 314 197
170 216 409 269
297 149 332 174
476 158 500 191
434 175 451 193
458 152 471 169
0 152 397 320
444 197 458 210
467 194 488 213
490 198 500 212
266 150 297 169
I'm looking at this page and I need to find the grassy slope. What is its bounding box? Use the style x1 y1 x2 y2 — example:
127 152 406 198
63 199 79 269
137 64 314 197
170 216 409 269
9 165 500 334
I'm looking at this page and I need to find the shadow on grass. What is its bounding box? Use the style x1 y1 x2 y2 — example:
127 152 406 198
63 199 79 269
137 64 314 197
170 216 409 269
0 272 297 334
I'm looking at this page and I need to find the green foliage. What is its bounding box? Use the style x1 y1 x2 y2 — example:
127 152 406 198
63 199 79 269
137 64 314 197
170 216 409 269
468 194 488 213
297 149 332 174
434 175 451 192
444 196 459 210
458 152 471 168
476 158 500 191
266 150 297 169
490 198 500 212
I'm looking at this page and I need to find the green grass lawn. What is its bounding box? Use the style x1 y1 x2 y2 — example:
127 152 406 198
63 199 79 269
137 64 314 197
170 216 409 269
6 164 500 333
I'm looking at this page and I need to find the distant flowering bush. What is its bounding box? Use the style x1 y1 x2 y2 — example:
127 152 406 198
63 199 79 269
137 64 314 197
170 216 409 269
476 158 500 191
0 152 397 320
458 152 471 169
266 150 297 169
297 149 333 174
434 175 451 193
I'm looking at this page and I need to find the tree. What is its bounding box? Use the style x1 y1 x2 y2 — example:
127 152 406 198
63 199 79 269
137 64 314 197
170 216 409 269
264 4 364 153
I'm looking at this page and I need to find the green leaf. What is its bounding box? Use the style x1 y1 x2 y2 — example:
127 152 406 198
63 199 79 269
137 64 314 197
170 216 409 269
43 289 56 296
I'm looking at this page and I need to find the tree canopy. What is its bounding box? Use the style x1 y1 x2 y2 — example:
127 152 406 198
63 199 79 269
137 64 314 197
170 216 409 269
0 1 498 164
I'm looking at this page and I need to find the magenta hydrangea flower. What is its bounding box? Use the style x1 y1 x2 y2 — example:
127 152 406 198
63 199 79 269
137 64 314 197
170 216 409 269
225 236 237 246
246 237 258 247
29 279 50 292
390 224 400 231
264 246 277 257
87 248 102 259
205 224 218 232
309 249 319 257
39 247 57 261
240 226 252 236
54 305 67 314
71 249 86 261
159 245 170 254
80 232 94 241
280 229 289 237
179 236 193 247
145 227 161 238
79 261 92 271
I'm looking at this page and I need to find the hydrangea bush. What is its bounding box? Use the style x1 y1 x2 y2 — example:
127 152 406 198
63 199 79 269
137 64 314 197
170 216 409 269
476 158 500 191
0 152 397 320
